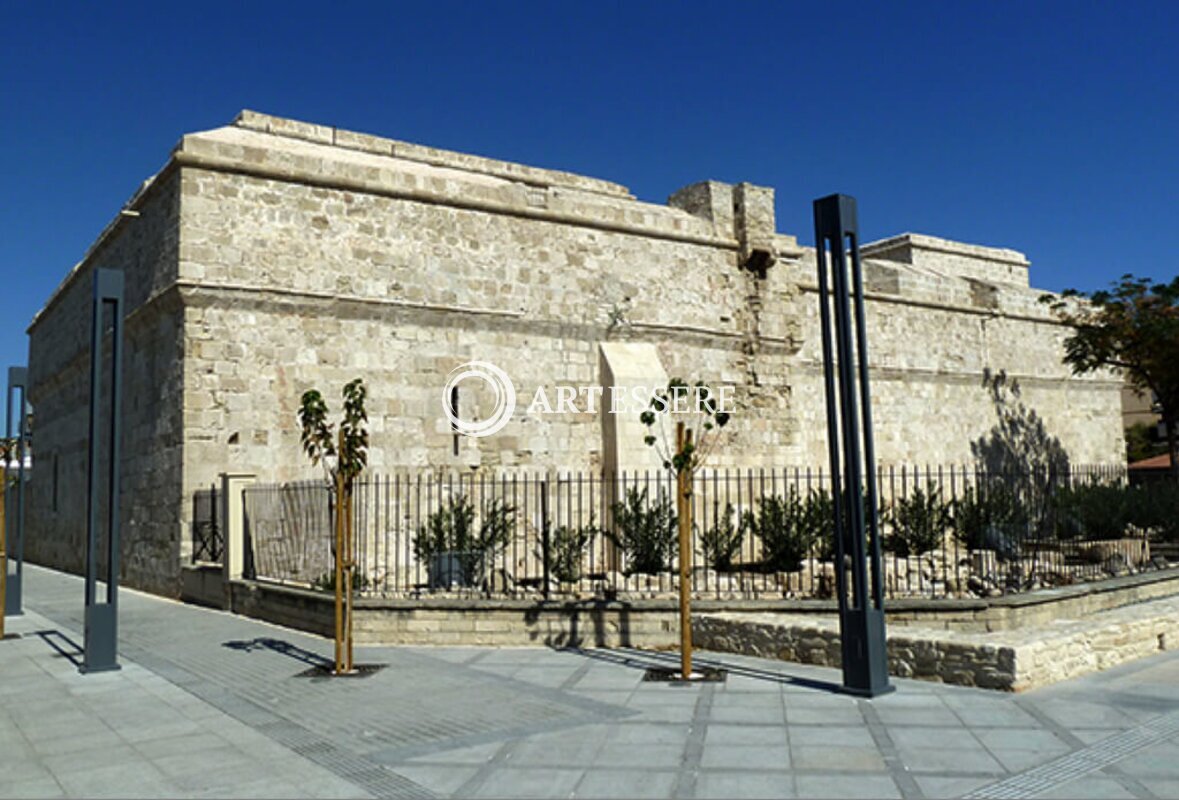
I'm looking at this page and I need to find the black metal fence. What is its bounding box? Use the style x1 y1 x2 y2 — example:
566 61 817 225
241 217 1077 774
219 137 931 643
191 485 222 564
238 464 1175 601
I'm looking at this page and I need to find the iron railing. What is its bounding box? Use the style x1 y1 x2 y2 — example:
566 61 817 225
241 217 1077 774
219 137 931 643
239 464 1166 601
191 486 223 564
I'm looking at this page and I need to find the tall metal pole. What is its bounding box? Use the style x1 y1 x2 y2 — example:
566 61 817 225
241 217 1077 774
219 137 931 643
813 194 892 697
83 269 124 673
676 422 693 679
5 367 28 618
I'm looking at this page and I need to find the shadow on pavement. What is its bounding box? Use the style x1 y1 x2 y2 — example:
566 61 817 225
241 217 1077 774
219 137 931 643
222 636 334 669
563 645 845 694
33 628 83 667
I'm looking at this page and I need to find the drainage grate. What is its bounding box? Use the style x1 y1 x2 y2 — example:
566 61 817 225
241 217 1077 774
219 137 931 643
643 667 727 683
294 663 388 680
964 708 1179 799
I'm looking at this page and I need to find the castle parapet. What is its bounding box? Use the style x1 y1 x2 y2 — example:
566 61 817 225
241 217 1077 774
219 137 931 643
861 233 1030 287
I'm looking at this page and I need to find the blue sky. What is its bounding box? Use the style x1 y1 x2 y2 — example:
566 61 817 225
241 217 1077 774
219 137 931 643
1 1 1175 374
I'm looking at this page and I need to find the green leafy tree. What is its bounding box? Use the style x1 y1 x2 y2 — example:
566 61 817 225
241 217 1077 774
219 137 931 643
297 378 369 674
1126 421 1167 463
1041 275 1179 479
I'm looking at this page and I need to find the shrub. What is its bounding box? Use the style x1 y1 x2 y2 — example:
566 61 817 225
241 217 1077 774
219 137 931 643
745 489 816 572
413 494 515 585
311 570 370 592
547 517 600 584
608 487 677 575
699 503 748 572
953 483 1025 559
1051 480 1134 540
884 483 952 557
1134 480 1179 542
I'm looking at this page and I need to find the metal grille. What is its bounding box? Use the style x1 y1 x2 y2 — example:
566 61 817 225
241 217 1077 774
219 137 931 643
238 464 1171 602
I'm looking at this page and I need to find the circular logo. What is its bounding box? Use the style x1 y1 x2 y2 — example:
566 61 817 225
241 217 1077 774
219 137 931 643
442 361 516 438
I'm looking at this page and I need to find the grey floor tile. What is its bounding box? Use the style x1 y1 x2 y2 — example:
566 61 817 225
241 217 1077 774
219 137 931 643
469 766 585 799
911 775 994 799
392 763 482 795
705 723 789 747
895 746 1006 775
700 743 791 771
0 777 66 800
694 771 796 800
793 773 900 799
595 742 687 769
789 745 886 772
574 769 678 799
1037 776 1138 799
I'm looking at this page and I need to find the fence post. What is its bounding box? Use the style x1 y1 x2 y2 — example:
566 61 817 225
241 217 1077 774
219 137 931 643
540 477 551 601
221 472 257 606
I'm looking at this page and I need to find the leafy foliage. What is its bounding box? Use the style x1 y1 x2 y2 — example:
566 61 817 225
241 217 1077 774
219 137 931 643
698 503 748 572
952 483 1026 560
414 494 516 585
1051 480 1138 540
883 483 951 557
640 378 730 474
1041 274 1179 478
297 378 369 483
311 570 370 592
547 517 600 584
608 487 678 575
743 489 825 572
1126 421 1168 463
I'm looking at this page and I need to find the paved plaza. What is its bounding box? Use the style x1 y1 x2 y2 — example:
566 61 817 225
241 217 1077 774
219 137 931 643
4 565 1179 799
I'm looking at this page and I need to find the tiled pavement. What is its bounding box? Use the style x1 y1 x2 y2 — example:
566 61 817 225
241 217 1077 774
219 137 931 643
4 564 1179 798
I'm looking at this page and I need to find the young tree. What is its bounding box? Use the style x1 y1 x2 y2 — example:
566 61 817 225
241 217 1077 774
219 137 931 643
298 378 369 673
639 378 730 678
1041 275 1179 479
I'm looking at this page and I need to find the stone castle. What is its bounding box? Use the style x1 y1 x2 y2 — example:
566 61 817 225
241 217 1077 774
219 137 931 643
26 111 1123 595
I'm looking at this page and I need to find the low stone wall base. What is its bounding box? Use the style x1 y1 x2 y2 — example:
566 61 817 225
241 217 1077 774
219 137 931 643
693 595 1179 691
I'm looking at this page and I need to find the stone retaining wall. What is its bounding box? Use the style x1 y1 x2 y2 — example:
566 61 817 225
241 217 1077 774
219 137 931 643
694 595 1179 691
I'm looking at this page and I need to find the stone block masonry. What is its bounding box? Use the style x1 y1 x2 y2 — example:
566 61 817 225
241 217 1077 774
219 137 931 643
26 110 1124 596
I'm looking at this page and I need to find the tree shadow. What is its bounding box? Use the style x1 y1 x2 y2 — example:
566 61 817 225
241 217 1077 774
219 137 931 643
558 645 845 694
222 636 333 669
971 369 1071 477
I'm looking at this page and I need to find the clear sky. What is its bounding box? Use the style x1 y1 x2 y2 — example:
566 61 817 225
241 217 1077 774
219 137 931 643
1 1 1175 375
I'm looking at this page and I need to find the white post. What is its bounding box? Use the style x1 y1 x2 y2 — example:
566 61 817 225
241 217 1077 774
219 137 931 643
221 473 256 591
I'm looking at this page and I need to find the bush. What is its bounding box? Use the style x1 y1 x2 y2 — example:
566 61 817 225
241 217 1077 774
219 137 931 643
608 487 678 575
1135 480 1179 542
884 483 952 557
311 570 370 592
1051 480 1135 540
699 503 748 572
953 483 1025 559
744 489 820 572
413 494 515 585
547 517 600 584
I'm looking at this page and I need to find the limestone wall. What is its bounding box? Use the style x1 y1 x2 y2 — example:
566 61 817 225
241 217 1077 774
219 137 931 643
790 243 1124 467
25 111 1126 597
25 168 185 595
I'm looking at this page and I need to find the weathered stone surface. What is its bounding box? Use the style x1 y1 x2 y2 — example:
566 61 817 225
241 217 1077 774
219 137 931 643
25 111 1125 597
